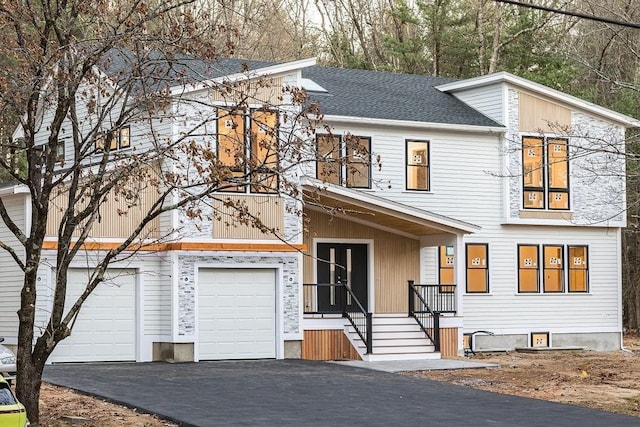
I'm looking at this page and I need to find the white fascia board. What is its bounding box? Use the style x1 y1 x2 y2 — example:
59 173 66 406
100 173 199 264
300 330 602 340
170 57 317 96
436 72 640 128
301 177 481 234
0 184 29 196
321 115 506 134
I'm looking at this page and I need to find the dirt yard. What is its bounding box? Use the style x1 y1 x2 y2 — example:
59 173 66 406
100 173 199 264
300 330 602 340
39 383 176 427
407 333 640 417
34 334 640 425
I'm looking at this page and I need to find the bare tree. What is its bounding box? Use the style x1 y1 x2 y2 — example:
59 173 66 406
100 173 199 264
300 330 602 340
0 1 325 424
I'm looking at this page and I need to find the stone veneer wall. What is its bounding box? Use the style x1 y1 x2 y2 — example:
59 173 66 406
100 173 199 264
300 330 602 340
177 253 300 336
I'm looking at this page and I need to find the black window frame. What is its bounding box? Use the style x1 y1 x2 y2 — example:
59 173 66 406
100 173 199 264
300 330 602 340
518 244 540 293
315 133 372 189
216 107 280 194
465 243 489 293
521 135 570 211
406 139 430 191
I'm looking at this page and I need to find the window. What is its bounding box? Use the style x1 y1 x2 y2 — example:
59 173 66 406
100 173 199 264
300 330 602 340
518 244 588 293
543 245 563 292
518 245 539 292
406 140 429 190
438 245 455 293
95 126 131 152
56 140 65 163
217 108 279 193
522 136 569 210
466 243 489 293
315 134 371 188
316 134 341 185
568 246 588 292
250 110 279 193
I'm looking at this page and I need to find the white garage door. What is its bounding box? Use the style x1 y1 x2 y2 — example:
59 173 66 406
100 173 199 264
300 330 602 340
198 268 276 360
50 269 137 363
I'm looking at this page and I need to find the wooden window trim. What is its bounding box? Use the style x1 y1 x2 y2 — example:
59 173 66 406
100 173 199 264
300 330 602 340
406 139 430 191
518 244 540 293
542 244 564 293
466 243 489 293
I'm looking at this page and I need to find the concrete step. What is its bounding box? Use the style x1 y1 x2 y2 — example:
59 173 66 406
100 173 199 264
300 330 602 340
351 324 423 333
371 338 433 347
372 316 417 325
363 352 441 362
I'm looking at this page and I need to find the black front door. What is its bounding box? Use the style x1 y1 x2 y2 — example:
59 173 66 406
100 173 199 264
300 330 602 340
317 243 368 312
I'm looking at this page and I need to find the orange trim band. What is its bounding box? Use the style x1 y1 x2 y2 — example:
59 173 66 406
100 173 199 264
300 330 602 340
42 241 306 252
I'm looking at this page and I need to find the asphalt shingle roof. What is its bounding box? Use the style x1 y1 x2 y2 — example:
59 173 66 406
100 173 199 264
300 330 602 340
302 66 502 127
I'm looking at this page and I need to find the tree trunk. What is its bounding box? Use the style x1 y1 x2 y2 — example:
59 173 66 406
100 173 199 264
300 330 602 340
15 270 44 425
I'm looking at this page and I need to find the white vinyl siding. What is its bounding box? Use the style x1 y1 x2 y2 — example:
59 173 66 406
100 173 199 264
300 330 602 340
143 256 172 335
448 84 504 125
0 194 26 338
463 226 619 333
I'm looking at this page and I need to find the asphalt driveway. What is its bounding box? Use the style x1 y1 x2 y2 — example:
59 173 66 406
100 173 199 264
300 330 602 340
44 359 637 427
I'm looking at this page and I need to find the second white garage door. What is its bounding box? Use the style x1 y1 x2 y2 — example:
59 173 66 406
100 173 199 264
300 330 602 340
198 268 276 360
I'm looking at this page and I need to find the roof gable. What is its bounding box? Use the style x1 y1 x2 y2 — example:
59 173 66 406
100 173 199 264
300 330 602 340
436 71 640 128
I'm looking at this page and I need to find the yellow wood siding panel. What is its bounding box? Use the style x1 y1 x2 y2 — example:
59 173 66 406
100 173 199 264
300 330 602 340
304 209 420 313
301 329 361 360
519 91 572 133
46 179 161 239
212 195 284 239
439 327 459 358
209 77 284 106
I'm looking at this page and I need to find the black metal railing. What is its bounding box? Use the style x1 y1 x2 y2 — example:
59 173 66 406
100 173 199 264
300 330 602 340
413 283 457 313
408 280 441 351
342 283 373 354
302 282 372 354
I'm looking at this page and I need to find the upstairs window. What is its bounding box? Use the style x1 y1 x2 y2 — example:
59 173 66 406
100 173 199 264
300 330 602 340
315 134 371 188
95 126 131 152
406 140 429 191
522 136 569 210
217 108 279 194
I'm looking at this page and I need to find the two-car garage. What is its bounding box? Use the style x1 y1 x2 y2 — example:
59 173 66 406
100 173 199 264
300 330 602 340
48 267 279 363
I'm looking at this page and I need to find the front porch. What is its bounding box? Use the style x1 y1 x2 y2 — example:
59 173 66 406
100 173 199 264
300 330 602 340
302 282 460 361
300 180 479 361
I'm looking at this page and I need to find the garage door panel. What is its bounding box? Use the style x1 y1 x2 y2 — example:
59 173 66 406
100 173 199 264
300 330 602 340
50 269 137 363
198 268 276 360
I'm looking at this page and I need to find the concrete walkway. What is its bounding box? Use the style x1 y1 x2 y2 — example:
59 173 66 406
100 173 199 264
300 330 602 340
44 360 637 427
332 357 498 372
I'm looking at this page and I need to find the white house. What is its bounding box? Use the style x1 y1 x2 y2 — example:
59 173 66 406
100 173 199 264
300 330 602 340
0 55 637 363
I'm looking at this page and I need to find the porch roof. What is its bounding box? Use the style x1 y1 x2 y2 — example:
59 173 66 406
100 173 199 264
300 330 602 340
301 178 480 236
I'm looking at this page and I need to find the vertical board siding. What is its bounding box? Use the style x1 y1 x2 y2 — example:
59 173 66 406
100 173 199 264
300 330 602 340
304 209 420 313
212 195 284 240
301 329 361 360
209 77 284 106
518 91 571 133
0 195 25 336
46 177 161 239
439 327 458 358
